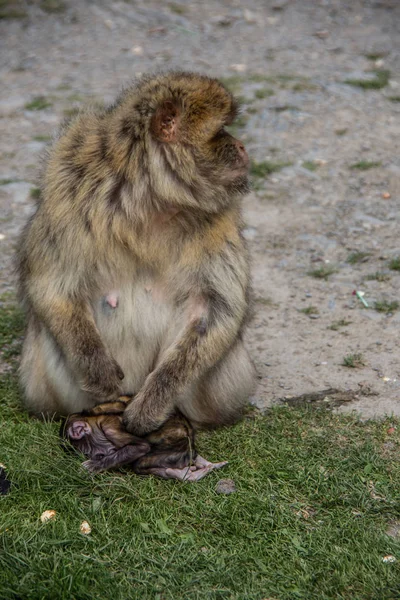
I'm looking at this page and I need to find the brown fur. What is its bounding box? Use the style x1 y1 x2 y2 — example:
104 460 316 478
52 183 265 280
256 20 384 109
61 397 196 475
17 71 255 435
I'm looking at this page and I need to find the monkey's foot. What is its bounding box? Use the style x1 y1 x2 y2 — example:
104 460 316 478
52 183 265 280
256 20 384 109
148 455 228 482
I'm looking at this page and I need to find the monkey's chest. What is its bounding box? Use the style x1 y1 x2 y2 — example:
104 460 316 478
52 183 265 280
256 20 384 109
93 280 180 392
95 281 175 343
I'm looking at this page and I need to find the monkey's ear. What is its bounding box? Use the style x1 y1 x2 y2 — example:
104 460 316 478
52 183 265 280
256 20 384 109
68 420 91 440
151 100 181 142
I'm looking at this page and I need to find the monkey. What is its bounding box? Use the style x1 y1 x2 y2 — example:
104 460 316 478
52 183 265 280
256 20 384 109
17 71 256 437
61 396 227 481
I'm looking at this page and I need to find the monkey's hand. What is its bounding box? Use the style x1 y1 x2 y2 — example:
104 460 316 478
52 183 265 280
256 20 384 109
79 352 125 400
122 384 167 435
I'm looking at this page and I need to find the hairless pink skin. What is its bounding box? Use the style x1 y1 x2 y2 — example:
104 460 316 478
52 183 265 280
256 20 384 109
160 456 228 482
105 292 118 309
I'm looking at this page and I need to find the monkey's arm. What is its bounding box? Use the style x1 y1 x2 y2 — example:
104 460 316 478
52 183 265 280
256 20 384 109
124 245 249 435
29 285 124 399
83 441 150 473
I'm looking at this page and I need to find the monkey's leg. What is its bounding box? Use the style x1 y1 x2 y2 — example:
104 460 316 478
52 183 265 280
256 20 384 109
152 456 228 482
133 453 228 482
25 292 124 402
20 319 96 416
133 414 228 481
177 340 256 428
20 321 62 416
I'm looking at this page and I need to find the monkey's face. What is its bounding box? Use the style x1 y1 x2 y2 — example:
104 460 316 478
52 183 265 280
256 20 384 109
63 415 116 459
206 127 249 185
149 74 250 198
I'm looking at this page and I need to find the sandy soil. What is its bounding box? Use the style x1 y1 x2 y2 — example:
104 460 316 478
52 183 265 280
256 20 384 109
1 0 399 417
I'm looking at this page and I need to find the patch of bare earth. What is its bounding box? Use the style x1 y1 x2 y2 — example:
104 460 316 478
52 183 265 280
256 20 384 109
0 0 399 417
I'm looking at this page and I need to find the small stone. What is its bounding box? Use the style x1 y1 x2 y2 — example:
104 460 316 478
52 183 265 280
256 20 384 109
382 555 396 563
230 64 247 73
80 520 91 535
386 522 400 539
243 9 256 23
209 15 233 27
132 46 144 56
216 479 236 494
242 226 257 240
40 510 56 523
382 192 391 199
314 30 329 39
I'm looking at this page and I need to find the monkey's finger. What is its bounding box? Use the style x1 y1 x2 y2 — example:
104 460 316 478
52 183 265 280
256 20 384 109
194 455 228 469
82 459 103 474
165 460 228 482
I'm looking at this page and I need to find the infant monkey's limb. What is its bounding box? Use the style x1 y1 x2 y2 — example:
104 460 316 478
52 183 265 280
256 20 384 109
62 397 227 481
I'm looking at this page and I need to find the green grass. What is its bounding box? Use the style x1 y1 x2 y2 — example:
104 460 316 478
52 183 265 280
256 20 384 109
344 70 390 90
0 0 27 19
291 81 319 92
271 104 299 112
63 107 81 118
349 161 382 170
0 296 25 362
335 128 348 136
33 135 52 142
374 300 399 314
299 306 319 315
1 301 400 599
40 0 66 13
347 251 371 264
250 160 292 179
307 265 338 280
342 353 365 368
25 96 52 111
254 88 274 99
0 178 19 186
388 257 400 271
302 161 320 172
365 52 387 61
219 76 244 94
388 96 400 103
364 272 391 282
30 187 41 200
327 319 352 331
168 2 186 14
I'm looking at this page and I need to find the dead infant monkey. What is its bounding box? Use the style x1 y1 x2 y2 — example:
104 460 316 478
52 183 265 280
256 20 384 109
61 396 227 481
18 71 255 436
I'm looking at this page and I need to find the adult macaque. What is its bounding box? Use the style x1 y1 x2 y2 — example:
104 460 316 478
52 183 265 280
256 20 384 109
18 71 255 435
61 396 227 481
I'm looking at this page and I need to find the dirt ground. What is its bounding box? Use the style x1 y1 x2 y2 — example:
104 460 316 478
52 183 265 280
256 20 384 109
1 0 399 418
